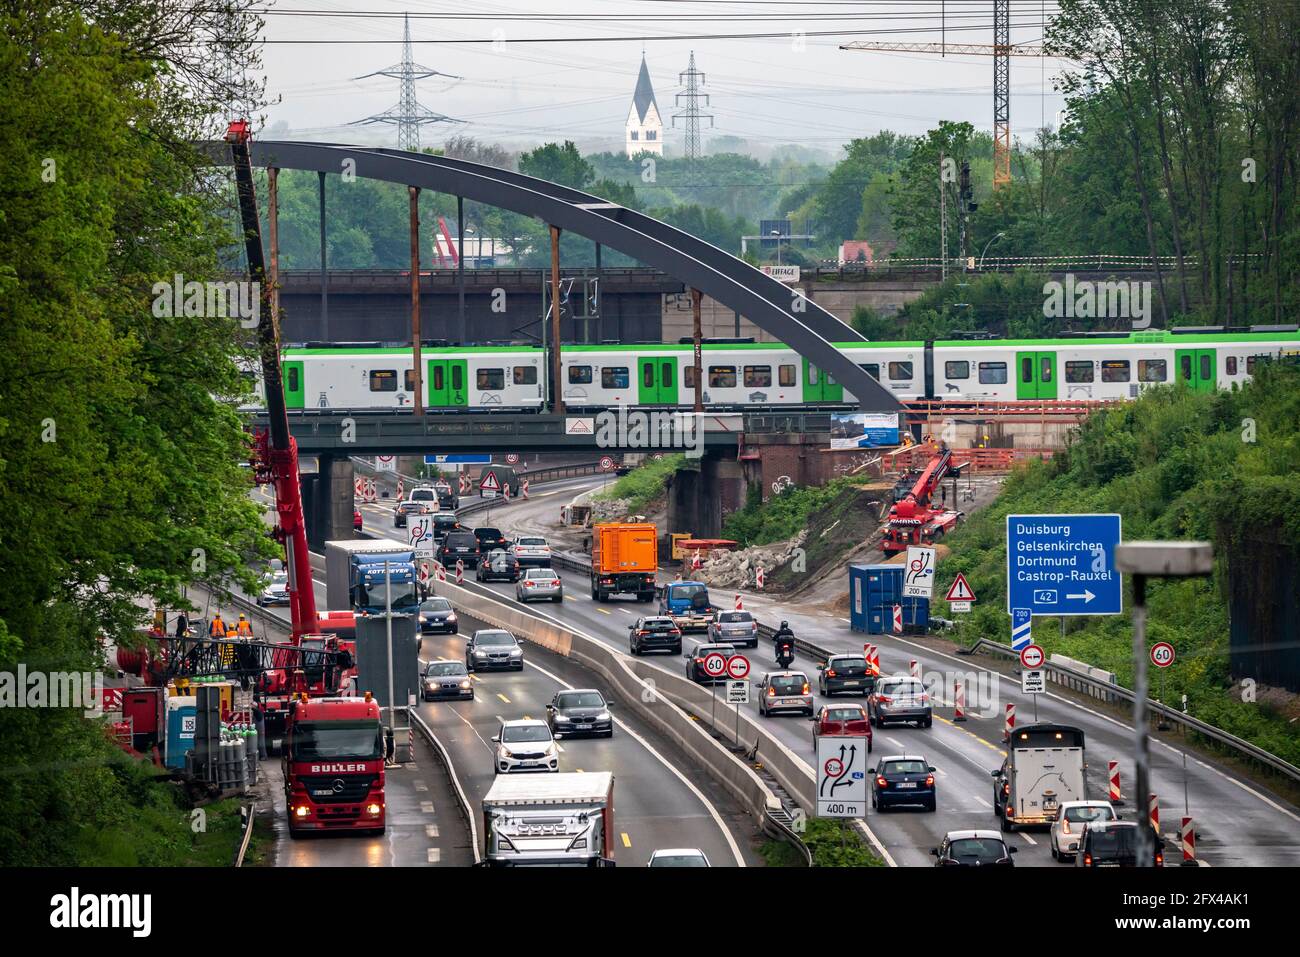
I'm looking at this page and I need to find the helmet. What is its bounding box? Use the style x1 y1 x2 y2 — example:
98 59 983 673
780 620 790 629
238 614 246 621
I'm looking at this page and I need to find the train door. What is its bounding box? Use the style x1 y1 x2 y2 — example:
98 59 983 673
426 359 469 408
1176 348 1216 392
1015 351 1058 400
283 360 305 409
638 356 679 404
802 358 844 403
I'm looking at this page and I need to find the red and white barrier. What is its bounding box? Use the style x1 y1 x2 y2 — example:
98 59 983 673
734 594 743 610
691 550 702 571
435 561 447 583
455 560 464 585
502 482 511 502
521 479 530 499
396 479 404 500
953 679 967 722
1002 702 1016 741
755 566 765 590
1108 761 1124 804
891 604 903 634
909 658 920 679
1180 817 1197 866
1148 793 1159 835
869 645 881 675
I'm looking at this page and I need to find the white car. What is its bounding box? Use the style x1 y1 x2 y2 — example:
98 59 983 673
511 536 552 567
1051 800 1118 861
492 718 559 774
647 848 711 867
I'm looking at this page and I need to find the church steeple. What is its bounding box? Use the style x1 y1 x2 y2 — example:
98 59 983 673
625 54 664 158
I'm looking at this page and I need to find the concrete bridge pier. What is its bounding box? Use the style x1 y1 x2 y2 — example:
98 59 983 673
666 452 745 540
302 454 355 551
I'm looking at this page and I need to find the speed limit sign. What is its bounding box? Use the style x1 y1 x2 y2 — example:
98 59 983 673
506 453 519 465
1150 642 1176 668
702 653 727 678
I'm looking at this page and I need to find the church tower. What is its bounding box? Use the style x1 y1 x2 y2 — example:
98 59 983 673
625 55 664 158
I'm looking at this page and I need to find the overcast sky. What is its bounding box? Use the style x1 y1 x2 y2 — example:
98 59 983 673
257 0 1068 157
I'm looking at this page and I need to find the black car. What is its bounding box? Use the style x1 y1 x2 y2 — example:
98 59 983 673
545 689 613 738
932 830 1016 867
437 530 480 569
817 654 875 697
1075 821 1165 868
872 754 937 812
473 526 510 556
431 513 462 544
418 596 458 634
393 499 432 529
434 484 458 510
422 660 473 701
629 616 683 656
465 629 524 672
477 548 521 583
683 642 736 684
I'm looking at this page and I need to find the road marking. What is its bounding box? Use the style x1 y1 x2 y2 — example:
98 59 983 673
564 594 578 601
596 607 612 615
425 824 440 838
496 693 510 704
427 848 441 863
621 832 632 848
414 782 428 792
1018 832 1037 846
556 744 565 752
420 801 435 814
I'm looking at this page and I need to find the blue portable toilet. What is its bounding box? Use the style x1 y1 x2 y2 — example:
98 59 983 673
164 695 196 769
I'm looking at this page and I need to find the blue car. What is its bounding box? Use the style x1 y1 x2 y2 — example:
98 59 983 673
872 754 937 812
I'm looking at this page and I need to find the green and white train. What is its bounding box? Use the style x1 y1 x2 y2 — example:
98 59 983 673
247 326 1300 413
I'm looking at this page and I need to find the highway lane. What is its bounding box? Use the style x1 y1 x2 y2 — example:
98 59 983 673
456 487 1300 867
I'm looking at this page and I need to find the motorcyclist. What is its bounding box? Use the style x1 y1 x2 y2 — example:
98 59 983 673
773 620 796 665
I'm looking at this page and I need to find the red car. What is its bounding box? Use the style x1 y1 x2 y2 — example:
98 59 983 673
811 703 873 752
353 509 363 531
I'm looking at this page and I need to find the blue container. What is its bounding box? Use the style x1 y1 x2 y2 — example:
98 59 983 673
164 696 196 769
862 599 930 635
849 564 908 630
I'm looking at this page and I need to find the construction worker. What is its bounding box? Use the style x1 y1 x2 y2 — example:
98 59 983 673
236 613 253 639
174 612 190 638
208 611 225 638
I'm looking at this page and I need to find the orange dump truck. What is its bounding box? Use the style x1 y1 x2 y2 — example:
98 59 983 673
590 523 658 603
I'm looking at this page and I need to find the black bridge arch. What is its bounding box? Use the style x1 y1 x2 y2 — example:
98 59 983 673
205 140 899 412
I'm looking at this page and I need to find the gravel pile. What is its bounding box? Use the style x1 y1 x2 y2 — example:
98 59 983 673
689 531 809 589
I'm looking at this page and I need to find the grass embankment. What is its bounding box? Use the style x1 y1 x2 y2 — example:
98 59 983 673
939 362 1300 766
759 818 885 867
593 453 688 515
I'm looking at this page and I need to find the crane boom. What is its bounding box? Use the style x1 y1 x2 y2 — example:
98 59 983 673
225 120 319 639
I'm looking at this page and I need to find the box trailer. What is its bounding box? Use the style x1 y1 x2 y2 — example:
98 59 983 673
481 771 615 867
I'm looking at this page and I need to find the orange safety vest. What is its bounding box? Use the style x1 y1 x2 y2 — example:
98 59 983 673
236 620 253 638
209 617 224 637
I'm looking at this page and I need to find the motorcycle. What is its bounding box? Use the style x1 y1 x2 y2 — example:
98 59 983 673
775 638 796 669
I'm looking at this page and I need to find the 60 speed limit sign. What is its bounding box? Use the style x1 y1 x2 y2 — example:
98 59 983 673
1150 642 1176 668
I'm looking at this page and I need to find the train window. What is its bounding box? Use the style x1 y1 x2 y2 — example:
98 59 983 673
287 366 300 392
1138 359 1167 382
661 362 672 386
451 364 463 391
945 361 970 380
744 365 772 387
602 367 629 389
1200 354 1212 380
709 366 737 388
780 364 797 387
1040 358 1053 383
978 362 1008 384
568 365 592 384
1021 357 1033 382
642 364 655 388
888 361 913 381
807 364 820 386
1226 356 1237 375
369 370 398 392
1065 361 1094 383
858 363 880 380
513 366 538 385
684 366 697 388
1179 354 1192 380
1247 356 1259 374
477 368 505 391
405 369 416 391
432 366 444 390
1101 360 1131 383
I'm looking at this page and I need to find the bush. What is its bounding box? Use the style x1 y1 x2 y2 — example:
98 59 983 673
593 454 688 515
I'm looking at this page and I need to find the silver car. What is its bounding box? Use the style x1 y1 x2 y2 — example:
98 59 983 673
257 572 290 606
708 610 758 648
756 671 814 717
1051 801 1118 862
511 536 552 568
516 567 563 603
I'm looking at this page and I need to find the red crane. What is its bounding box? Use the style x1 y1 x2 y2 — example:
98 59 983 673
881 445 963 556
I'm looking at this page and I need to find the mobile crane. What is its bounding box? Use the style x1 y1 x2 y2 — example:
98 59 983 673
881 444 963 556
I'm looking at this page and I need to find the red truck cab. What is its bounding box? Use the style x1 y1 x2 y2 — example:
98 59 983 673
282 694 386 837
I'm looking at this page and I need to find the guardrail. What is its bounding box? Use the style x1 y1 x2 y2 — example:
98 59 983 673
409 710 482 865
963 637 1300 786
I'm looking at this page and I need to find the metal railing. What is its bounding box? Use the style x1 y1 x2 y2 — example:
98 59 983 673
963 637 1300 786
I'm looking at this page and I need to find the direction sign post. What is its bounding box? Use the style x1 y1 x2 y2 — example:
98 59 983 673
816 735 868 819
1151 641 1175 727
1006 513 1123 616
703 652 727 729
725 671 750 747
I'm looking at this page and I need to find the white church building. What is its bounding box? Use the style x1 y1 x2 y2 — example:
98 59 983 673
625 55 664 158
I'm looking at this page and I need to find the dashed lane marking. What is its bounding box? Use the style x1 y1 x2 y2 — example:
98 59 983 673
496 693 510 704
426 824 440 838
420 801 435 814
596 608 612 615
621 833 632 848
427 848 441 863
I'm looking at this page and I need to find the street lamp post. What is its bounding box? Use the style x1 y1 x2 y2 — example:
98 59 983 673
978 232 1006 270
1114 541 1213 867
771 229 782 266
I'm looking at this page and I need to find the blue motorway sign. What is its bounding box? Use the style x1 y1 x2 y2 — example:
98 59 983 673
1006 513 1123 616
425 454 492 465
1011 608 1032 651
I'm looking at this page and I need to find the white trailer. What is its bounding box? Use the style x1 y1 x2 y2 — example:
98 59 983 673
992 724 1087 831
481 771 615 867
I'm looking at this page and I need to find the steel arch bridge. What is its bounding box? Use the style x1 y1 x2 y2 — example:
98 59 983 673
203 139 900 412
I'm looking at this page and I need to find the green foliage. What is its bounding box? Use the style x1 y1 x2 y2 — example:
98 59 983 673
593 454 688 515
801 817 885 867
851 271 1056 341
725 478 865 547
939 363 1300 765
518 141 594 190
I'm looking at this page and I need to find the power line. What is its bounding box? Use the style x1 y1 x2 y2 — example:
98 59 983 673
348 12 465 151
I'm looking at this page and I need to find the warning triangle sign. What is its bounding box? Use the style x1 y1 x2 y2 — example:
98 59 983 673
479 471 501 493
945 573 976 602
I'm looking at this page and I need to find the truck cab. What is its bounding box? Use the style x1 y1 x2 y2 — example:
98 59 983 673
354 561 419 616
481 771 615 867
282 695 386 837
659 580 712 633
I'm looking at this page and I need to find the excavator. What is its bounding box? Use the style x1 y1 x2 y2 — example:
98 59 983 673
881 443 963 557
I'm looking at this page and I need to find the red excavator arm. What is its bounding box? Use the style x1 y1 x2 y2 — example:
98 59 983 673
890 446 952 521
226 120 319 639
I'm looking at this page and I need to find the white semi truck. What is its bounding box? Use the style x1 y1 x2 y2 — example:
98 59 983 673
481 771 615 867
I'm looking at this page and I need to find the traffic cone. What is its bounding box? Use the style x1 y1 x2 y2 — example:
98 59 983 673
1002 702 1015 741
1108 761 1124 805
1180 817 1197 866
953 679 967 722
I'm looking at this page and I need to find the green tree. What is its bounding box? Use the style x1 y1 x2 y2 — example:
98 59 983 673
518 141 595 190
